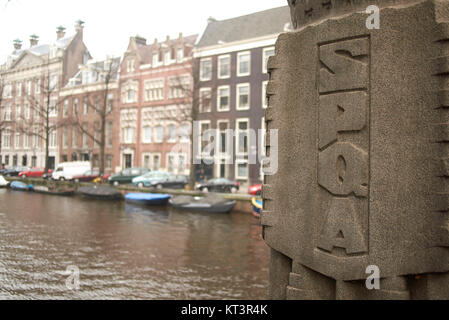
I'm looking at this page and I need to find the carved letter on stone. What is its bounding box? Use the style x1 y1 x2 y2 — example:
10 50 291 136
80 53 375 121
319 38 369 93
318 198 368 254
319 92 367 149
318 143 368 197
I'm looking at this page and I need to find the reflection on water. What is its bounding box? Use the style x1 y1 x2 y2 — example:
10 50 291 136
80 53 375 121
0 189 269 299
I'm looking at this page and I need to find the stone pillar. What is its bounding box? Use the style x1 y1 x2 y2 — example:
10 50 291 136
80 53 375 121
263 0 449 300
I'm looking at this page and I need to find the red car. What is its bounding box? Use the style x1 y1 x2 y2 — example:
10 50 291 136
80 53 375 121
248 184 262 196
19 168 51 179
72 170 111 183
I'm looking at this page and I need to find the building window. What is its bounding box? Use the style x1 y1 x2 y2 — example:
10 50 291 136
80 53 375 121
82 125 89 147
24 103 30 119
218 121 229 154
2 84 11 98
143 125 152 143
15 132 20 148
31 156 37 167
144 79 164 101
63 127 68 149
168 75 190 99
93 154 99 168
152 53 159 67
218 55 231 79
33 128 39 148
49 99 58 117
24 134 29 149
167 154 176 173
106 121 113 147
236 118 249 155
16 82 22 97
199 88 212 113
15 104 21 120
236 161 249 180
73 99 78 115
123 127 135 144
263 47 275 74
83 99 88 115
126 59 135 72
198 121 211 157
178 154 186 173
106 155 112 169
179 123 190 142
63 100 69 118
72 127 78 148
167 124 177 142
5 155 9 165
262 81 268 109
155 126 163 143
153 154 160 171
3 105 11 121
177 48 184 62
121 81 138 104
200 58 212 81
13 155 17 166
26 80 32 95
236 83 250 110
164 51 171 65
50 130 57 148
237 51 251 77
217 86 230 112
143 154 151 169
35 79 40 94
49 75 58 90
2 129 11 149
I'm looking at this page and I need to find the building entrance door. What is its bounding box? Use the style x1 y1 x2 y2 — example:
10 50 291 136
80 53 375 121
124 154 132 168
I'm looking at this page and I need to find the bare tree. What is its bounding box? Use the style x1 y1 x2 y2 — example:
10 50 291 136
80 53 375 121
67 58 118 175
16 65 65 172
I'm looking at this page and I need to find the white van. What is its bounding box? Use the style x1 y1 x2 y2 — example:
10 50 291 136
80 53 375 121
52 161 91 181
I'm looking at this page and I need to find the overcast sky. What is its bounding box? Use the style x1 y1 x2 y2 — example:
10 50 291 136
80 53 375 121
0 0 287 63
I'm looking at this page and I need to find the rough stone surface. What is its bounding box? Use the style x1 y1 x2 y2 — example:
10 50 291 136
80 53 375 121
263 0 449 299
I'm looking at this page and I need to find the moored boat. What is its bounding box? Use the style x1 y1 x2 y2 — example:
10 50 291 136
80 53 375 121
33 185 76 196
125 193 171 206
251 197 262 218
78 186 123 200
10 181 30 191
0 176 9 188
169 195 236 214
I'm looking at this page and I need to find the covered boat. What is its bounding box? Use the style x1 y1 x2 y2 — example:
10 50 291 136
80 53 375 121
10 181 30 191
0 176 9 188
125 193 171 206
78 186 123 200
169 195 236 214
251 198 262 218
33 185 76 196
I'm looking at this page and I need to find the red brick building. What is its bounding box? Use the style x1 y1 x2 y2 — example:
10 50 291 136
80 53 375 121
118 33 197 174
59 57 120 173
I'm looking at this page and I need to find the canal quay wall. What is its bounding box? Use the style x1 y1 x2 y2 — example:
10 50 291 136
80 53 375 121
5 177 254 214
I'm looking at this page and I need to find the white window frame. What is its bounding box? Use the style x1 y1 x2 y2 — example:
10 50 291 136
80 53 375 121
154 125 164 143
177 48 184 62
199 58 212 81
167 123 178 143
235 118 250 156
198 120 211 158
236 83 250 111
237 51 251 77
217 119 230 156
217 85 230 112
262 81 268 109
262 47 275 74
199 87 212 113
142 125 152 144
217 54 231 79
144 78 165 102
235 160 249 180
24 103 30 119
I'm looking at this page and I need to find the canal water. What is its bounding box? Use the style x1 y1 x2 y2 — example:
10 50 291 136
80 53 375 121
0 189 269 299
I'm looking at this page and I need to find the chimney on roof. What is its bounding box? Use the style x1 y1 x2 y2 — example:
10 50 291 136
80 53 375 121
29 34 39 47
56 26 66 40
134 35 147 45
178 32 183 40
75 19 84 33
13 39 22 51
166 35 170 43
153 38 158 45
208 16 217 24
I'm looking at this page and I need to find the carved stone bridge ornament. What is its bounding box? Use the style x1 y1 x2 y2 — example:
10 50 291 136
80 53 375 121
263 0 449 299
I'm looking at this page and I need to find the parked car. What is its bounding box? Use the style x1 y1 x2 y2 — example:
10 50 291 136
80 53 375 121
197 178 240 193
109 168 150 186
52 161 91 181
19 168 52 179
133 172 188 189
72 170 111 183
248 184 262 196
3 166 30 177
